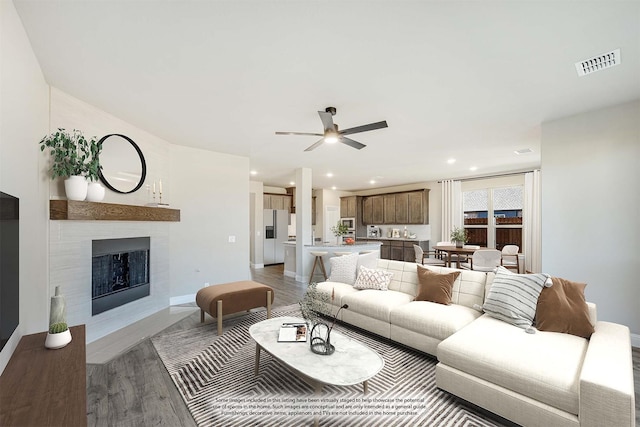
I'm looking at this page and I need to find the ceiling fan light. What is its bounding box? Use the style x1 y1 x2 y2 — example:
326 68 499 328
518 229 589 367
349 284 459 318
324 132 339 144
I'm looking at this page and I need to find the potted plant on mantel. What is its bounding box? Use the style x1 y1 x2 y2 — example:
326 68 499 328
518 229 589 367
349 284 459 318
450 226 468 248
39 128 103 201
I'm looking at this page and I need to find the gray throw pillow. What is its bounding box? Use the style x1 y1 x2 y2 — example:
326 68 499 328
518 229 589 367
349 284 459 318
483 266 551 329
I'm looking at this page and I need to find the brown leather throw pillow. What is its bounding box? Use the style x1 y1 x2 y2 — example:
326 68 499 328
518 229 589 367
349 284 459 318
415 266 461 305
535 277 595 339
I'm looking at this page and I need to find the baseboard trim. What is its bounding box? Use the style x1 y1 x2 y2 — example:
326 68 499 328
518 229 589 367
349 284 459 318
170 293 196 306
631 333 639 349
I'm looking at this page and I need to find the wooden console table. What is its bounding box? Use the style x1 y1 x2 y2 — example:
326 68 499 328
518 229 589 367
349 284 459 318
0 325 87 426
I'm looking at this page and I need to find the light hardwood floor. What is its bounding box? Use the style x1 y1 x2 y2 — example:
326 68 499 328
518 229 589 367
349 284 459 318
87 264 640 426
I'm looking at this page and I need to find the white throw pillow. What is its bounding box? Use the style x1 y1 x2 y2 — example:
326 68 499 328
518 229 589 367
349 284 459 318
353 266 393 290
483 266 551 329
328 253 359 285
356 251 379 277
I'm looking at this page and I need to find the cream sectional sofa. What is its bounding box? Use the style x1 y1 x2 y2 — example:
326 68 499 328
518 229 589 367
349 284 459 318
315 258 636 427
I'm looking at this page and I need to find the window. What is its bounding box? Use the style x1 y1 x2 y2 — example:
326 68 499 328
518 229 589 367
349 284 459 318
463 186 522 249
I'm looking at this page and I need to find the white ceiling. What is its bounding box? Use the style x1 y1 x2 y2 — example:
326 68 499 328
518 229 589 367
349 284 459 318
13 0 640 191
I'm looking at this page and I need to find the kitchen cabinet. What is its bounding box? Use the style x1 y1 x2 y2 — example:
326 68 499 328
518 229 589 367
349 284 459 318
408 190 427 224
263 194 293 212
362 190 429 225
359 238 429 262
383 195 396 224
394 193 409 224
340 196 358 218
363 195 384 224
312 196 316 225
390 240 404 261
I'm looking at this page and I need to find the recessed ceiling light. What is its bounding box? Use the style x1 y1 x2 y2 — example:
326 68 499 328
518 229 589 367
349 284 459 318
447 158 456 164
289 181 295 186
331 186 337 190
470 166 478 171
369 180 376 185
326 172 333 177
250 170 257 175
514 148 533 155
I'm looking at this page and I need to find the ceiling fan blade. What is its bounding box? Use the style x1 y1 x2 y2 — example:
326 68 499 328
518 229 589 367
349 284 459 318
304 138 325 152
275 131 323 136
340 137 366 150
318 111 335 132
339 120 388 136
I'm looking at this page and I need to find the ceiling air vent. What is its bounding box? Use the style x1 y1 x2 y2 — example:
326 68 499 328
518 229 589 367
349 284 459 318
514 148 533 155
575 49 620 76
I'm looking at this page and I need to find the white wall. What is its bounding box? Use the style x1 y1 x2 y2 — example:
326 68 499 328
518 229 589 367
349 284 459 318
541 100 640 340
0 0 50 374
169 145 250 300
249 180 264 267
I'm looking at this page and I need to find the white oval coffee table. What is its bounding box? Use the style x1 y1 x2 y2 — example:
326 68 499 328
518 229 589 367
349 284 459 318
249 316 384 394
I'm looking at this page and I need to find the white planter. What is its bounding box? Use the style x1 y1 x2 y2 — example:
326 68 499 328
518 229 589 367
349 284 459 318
86 182 105 202
45 329 72 349
64 175 88 201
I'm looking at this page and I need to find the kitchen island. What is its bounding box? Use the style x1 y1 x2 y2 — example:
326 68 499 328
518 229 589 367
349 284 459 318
283 241 382 283
357 237 430 262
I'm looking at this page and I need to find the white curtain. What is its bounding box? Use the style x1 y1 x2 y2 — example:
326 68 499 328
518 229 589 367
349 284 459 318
441 180 462 243
523 170 542 273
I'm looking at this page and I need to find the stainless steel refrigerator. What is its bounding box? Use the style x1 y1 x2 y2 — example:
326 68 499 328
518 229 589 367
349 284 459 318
263 209 288 265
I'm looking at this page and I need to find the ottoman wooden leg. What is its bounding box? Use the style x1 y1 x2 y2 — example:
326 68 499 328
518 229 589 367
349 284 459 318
200 308 205 323
266 290 272 319
217 300 223 336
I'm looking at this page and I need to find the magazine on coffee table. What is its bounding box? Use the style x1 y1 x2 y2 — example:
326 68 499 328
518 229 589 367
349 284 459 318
278 322 308 342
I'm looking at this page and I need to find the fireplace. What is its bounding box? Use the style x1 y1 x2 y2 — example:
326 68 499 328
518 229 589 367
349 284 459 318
92 237 150 315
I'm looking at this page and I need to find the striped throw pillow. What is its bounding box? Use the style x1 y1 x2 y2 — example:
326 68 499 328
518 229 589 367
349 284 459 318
483 266 551 329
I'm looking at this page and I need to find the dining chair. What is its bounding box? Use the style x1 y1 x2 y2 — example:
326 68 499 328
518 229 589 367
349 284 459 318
413 244 446 266
435 241 468 264
460 249 502 272
501 245 520 273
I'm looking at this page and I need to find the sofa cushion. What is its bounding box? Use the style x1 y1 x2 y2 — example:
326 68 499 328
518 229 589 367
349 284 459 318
353 266 393 290
437 314 587 415
415 266 460 305
356 251 379 275
375 260 487 311
390 301 482 342
342 289 414 323
535 277 595 338
483 266 551 329
328 252 359 284
315 281 359 308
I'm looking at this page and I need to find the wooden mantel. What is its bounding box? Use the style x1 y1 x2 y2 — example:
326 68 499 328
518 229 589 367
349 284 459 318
50 200 180 221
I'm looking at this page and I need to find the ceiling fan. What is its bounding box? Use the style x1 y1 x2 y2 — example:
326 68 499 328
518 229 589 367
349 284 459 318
275 107 388 151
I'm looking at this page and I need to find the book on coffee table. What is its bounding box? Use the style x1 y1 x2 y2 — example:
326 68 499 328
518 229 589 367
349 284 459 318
277 322 307 342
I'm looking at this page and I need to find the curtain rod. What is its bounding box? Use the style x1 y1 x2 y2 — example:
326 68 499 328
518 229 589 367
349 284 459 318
437 169 538 183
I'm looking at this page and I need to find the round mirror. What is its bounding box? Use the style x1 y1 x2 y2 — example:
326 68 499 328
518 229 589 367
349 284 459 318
97 134 147 194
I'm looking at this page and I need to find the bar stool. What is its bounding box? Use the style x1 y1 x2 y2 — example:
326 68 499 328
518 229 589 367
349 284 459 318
333 251 352 256
309 251 328 283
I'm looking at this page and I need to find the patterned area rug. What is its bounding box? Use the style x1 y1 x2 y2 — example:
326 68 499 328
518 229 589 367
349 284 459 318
152 305 507 427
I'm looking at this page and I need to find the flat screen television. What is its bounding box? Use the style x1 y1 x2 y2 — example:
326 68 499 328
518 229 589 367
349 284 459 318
0 192 19 351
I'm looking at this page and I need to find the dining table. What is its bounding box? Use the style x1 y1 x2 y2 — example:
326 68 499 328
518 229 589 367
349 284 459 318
434 245 485 268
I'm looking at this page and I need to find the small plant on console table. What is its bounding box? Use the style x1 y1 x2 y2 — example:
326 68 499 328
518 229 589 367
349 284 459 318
44 286 73 349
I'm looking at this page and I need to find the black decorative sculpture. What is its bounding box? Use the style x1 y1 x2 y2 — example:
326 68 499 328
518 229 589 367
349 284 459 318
310 304 348 355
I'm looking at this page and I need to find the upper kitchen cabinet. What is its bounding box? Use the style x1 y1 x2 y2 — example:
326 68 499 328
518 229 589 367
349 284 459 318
362 190 429 224
394 192 409 224
383 194 396 223
263 193 292 212
408 190 429 224
340 196 358 218
362 195 384 224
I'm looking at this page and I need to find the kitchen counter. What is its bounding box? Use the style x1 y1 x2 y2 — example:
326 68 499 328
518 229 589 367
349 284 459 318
358 236 424 242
